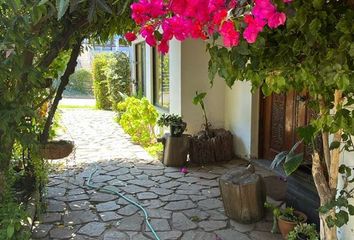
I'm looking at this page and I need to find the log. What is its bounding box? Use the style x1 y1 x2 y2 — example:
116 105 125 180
189 129 233 164
219 165 266 223
163 135 190 167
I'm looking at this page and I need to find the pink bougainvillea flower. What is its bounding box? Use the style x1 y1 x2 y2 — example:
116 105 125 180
141 25 157 46
243 15 266 43
158 39 169 54
212 9 228 26
268 12 286 28
220 20 240 47
124 32 137 42
252 0 276 20
131 2 149 25
180 167 188 174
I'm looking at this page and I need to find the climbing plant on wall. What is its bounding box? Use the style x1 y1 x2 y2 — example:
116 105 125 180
127 0 354 239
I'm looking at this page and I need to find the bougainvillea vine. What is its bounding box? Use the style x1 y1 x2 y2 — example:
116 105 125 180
125 0 292 53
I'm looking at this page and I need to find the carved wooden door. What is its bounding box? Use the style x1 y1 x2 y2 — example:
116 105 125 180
260 91 314 161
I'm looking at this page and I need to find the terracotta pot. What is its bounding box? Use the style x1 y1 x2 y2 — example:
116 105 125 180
40 140 74 159
277 211 307 239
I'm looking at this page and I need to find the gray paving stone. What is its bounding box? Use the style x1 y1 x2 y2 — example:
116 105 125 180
183 209 210 221
144 199 165 209
215 229 251 240
96 201 120 212
103 230 129 240
198 198 223 210
116 174 135 181
50 226 78 239
78 222 106 237
68 200 91 211
249 231 282 240
67 188 86 196
151 176 171 183
131 233 151 240
118 205 139 216
63 210 99 225
128 179 157 188
99 211 122 221
47 200 66 212
230 220 255 233
164 200 196 210
137 192 158 200
47 187 66 198
92 175 115 183
171 212 197 231
201 188 221 198
199 220 227 231
189 195 207 202
145 219 170 231
121 185 147 194
147 231 182 240
90 192 118 202
160 181 181 189
165 172 185 179
187 172 219 180
160 194 188 202
207 210 228 220
39 212 62 223
145 208 172 219
116 214 144 231
181 231 216 240
32 224 53 238
107 168 130 176
149 187 173 196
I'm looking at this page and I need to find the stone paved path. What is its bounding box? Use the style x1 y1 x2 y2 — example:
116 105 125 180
32 109 282 240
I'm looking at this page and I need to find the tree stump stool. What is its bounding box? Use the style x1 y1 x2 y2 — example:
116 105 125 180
162 134 190 167
219 164 266 223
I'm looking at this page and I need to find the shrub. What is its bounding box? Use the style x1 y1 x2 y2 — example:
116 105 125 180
117 97 158 147
68 69 93 94
106 52 131 110
92 53 113 110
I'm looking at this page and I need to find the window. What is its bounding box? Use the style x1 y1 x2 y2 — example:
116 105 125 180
153 49 170 109
135 42 146 97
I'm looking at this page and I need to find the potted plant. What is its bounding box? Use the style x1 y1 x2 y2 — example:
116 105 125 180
265 202 307 239
288 223 319 240
39 140 74 159
157 113 186 137
189 92 233 163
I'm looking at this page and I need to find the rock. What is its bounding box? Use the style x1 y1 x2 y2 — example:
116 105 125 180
121 185 147 194
145 209 172 219
198 199 223 210
198 220 227 231
96 201 120 212
50 226 77 239
107 168 130 176
32 224 53 238
90 192 118 202
68 200 91 211
47 200 66 212
161 194 188 202
145 219 171 232
128 179 157 188
171 212 197 231
183 209 209 221
137 192 158 200
39 213 62 223
149 187 173 196
103 230 129 240
63 210 99 225
78 222 106 237
99 212 122 222
67 188 86 196
118 205 139 216
164 200 196 211
116 214 144 231
215 229 251 240
230 220 255 233
181 231 216 240
147 231 182 240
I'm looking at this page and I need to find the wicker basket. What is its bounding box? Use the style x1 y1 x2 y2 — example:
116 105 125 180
40 140 74 159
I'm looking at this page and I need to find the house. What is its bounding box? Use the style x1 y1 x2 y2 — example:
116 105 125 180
130 37 354 239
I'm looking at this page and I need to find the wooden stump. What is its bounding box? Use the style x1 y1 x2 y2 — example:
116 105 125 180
189 128 233 164
163 135 190 167
219 165 266 223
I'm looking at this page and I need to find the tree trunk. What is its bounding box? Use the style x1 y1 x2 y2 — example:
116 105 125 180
40 38 83 143
0 132 15 199
312 151 337 239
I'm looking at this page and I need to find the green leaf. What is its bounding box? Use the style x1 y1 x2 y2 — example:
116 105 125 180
297 126 316 144
271 151 288 169
7 224 15 238
312 0 324 9
348 205 354 215
193 92 207 105
334 210 349 227
284 153 304 176
38 0 49 5
96 0 112 14
330 141 341 150
56 0 70 20
88 0 96 22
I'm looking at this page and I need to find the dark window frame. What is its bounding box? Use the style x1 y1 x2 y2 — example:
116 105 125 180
153 48 170 110
135 42 146 97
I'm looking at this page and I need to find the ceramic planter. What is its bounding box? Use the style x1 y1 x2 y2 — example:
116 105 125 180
277 211 307 239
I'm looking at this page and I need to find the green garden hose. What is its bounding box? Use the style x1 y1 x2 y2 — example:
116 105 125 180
86 166 161 240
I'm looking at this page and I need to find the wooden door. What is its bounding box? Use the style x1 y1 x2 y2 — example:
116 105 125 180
260 91 314 161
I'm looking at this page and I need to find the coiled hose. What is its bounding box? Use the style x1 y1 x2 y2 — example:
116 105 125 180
86 166 161 240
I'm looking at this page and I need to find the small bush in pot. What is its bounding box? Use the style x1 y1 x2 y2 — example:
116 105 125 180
288 223 319 240
265 202 307 239
157 114 186 137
